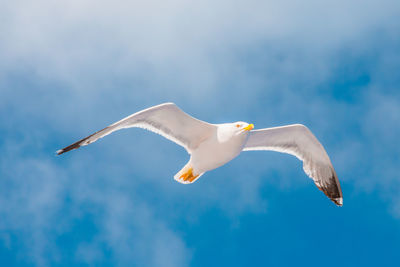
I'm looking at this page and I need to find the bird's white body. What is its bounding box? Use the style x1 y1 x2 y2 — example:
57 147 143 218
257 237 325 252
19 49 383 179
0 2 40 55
57 103 343 206
185 123 250 178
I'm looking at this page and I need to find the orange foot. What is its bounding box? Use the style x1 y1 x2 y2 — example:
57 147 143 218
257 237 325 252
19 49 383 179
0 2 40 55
180 167 199 183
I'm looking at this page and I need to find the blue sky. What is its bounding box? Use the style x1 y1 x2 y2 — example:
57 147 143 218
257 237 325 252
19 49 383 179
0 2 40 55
1 0 400 266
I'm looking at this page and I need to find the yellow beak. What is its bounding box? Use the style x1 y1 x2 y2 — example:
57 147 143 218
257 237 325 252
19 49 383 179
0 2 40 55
243 124 254 131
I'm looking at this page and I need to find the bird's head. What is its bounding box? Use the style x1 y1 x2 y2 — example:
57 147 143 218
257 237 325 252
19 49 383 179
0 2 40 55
232 121 254 135
217 121 254 143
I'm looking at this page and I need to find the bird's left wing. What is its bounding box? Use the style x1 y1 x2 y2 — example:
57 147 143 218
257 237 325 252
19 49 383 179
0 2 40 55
57 103 215 155
243 124 343 206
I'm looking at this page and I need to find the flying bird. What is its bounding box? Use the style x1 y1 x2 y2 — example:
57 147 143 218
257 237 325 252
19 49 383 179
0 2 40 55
57 103 343 206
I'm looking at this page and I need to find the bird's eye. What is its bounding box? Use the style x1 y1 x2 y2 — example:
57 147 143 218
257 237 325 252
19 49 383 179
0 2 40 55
236 124 240 128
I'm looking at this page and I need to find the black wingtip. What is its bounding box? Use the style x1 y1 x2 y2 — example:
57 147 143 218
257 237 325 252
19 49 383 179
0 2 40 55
321 170 343 207
56 126 110 156
332 197 343 207
56 137 87 156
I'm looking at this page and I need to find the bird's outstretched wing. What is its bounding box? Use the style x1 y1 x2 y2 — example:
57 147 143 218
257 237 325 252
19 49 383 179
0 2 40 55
243 124 343 206
57 103 215 155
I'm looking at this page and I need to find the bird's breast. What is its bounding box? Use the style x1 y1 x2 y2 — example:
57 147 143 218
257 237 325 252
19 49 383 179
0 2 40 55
191 135 247 173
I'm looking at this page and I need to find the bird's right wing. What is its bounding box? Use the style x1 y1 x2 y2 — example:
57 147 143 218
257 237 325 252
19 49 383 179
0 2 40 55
57 103 216 155
243 124 343 206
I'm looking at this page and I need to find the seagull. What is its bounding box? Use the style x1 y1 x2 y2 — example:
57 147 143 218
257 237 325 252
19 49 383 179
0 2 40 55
57 103 343 206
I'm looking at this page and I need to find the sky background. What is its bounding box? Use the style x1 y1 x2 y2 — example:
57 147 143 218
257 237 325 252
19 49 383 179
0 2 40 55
1 0 400 266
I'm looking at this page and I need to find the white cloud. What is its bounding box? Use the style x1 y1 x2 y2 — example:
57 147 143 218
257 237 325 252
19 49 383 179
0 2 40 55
0 143 192 266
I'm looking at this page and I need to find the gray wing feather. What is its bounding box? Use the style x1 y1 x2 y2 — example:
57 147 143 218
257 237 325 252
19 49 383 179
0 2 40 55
57 103 215 155
243 124 343 206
